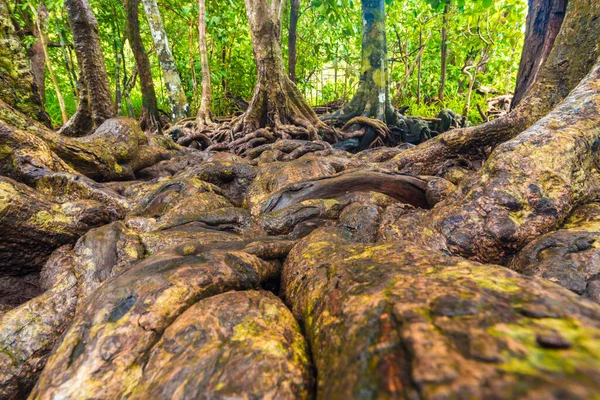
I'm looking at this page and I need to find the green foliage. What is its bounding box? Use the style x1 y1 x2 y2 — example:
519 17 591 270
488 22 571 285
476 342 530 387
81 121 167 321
13 0 526 127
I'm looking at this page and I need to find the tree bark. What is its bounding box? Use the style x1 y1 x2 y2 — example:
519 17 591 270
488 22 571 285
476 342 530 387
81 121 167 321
0 0 51 127
196 0 213 126
124 0 161 132
60 0 114 136
229 0 325 138
511 0 567 109
288 0 299 83
141 0 189 121
322 0 401 126
29 3 47 105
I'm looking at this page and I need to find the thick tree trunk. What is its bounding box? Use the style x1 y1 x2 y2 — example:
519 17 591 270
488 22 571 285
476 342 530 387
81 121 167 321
288 0 299 83
196 0 213 126
391 0 600 176
0 0 51 127
231 0 324 138
60 0 114 136
511 0 567 109
124 0 161 132
141 0 189 121
322 0 400 125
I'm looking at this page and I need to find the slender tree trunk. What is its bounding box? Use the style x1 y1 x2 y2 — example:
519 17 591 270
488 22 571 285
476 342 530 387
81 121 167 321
322 0 400 125
288 0 299 82
417 24 422 105
511 0 567 109
141 0 189 121
30 3 68 125
59 0 114 136
196 0 213 126
29 4 47 105
55 14 77 97
114 39 122 116
124 0 161 132
439 2 449 104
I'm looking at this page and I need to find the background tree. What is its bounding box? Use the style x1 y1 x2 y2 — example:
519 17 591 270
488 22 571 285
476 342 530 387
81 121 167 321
196 0 212 125
287 0 300 82
124 0 161 131
323 0 401 125
229 0 326 137
141 0 189 121
60 0 114 136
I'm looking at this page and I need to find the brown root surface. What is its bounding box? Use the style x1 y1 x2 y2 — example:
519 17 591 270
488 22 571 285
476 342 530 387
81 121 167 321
380 57 600 264
283 226 600 399
4 2 600 396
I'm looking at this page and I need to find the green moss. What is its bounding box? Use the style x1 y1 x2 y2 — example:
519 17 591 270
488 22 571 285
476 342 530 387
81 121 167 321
489 318 600 377
30 209 73 232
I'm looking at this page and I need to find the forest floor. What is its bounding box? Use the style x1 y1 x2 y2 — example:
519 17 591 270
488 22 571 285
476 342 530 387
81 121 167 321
2 108 600 398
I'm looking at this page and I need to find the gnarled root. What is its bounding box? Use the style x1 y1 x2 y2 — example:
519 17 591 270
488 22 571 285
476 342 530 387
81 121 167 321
380 57 600 264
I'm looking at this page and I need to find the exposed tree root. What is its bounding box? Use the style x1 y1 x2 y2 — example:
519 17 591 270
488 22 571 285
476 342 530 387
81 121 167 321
380 56 600 264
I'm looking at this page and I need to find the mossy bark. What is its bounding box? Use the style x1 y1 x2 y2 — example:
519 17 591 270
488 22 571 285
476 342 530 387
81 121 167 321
141 0 189 121
381 56 600 264
323 0 400 125
283 227 600 399
0 0 51 128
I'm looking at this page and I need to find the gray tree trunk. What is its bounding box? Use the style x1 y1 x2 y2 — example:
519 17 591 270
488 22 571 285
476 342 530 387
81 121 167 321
141 0 189 121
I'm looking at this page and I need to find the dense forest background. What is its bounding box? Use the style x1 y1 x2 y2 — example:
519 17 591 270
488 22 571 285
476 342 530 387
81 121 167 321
10 0 526 127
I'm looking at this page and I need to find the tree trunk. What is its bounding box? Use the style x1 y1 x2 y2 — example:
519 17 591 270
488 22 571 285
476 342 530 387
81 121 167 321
56 15 78 97
31 2 68 125
141 0 189 121
230 0 325 138
60 0 114 136
511 0 567 109
0 0 51 127
124 0 161 132
288 0 299 83
29 3 47 105
322 0 399 125
196 0 213 126
439 2 449 104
